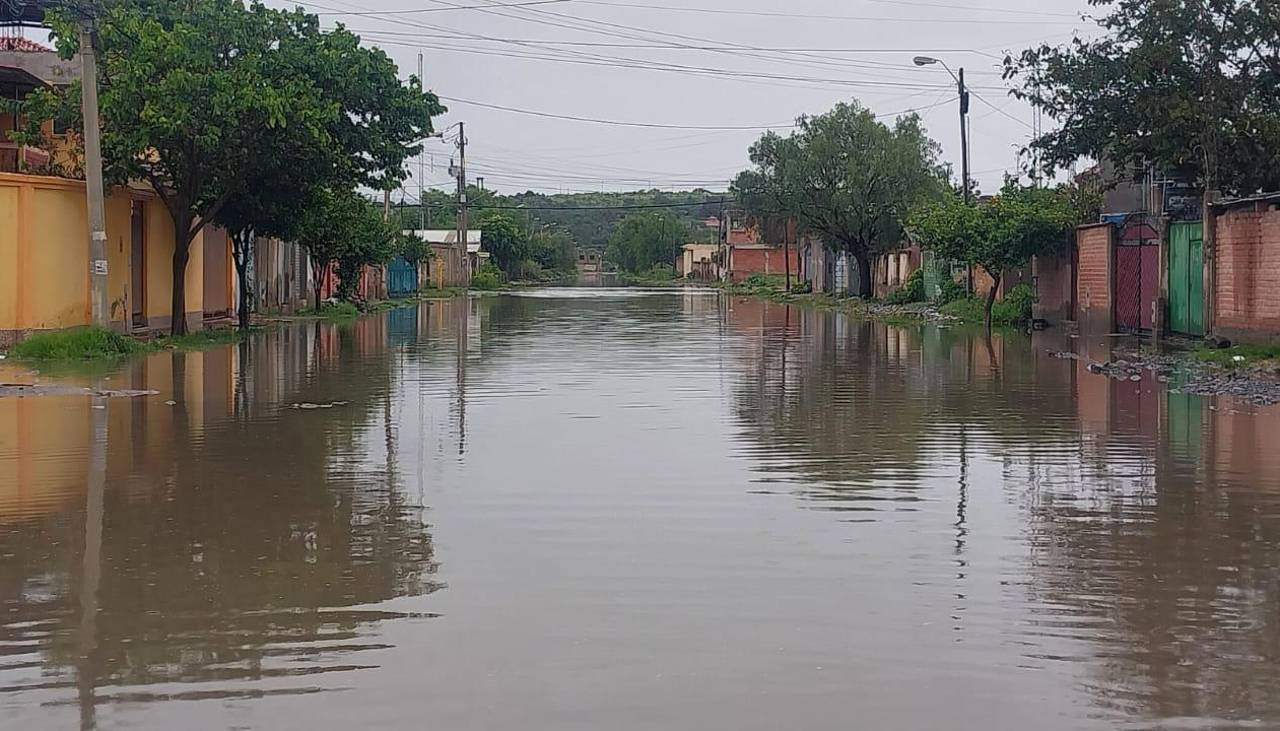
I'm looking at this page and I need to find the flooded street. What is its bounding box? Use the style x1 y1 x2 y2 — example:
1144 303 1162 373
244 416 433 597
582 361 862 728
3 289 1280 730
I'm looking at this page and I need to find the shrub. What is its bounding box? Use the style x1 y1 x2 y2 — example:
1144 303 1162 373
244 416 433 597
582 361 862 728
935 276 968 305
884 269 925 305
471 263 505 291
992 283 1038 325
9 326 145 360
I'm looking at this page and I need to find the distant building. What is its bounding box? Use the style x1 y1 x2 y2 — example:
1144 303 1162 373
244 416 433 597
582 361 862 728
676 243 718 280
406 230 486 288
720 210 799 283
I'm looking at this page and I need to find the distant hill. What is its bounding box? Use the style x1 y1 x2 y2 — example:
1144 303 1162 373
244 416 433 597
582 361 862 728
390 188 727 252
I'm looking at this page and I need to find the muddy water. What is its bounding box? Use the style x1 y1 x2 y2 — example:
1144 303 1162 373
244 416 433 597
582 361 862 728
3 290 1280 730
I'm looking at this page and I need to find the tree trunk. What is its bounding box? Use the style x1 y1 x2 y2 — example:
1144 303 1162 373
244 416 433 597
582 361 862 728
854 251 873 299
984 271 1001 330
170 226 192 336
232 230 253 331
311 259 325 312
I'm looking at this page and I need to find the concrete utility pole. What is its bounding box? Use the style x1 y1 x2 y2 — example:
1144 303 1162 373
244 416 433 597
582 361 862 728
455 121 469 285
418 52 426 232
80 19 109 327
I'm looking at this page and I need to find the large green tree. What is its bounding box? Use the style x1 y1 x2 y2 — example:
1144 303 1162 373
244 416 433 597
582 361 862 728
1005 0 1280 199
44 0 439 334
910 183 1077 327
475 210 530 274
605 212 681 273
213 16 442 329
732 101 948 295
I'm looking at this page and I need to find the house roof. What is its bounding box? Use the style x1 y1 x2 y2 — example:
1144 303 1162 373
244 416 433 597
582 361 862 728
0 37 50 52
406 229 482 246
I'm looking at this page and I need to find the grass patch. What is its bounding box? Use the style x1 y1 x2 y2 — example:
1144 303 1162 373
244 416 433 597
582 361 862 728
153 328 248 351
296 301 361 320
1193 343 1280 367
420 287 467 299
8 326 146 360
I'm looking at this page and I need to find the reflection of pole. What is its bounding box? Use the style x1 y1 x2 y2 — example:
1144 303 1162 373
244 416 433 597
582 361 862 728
456 299 468 455
79 393 107 730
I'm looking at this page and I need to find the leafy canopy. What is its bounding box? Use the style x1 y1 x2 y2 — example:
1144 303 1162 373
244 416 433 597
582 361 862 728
605 212 682 273
732 101 949 267
1004 0 1280 194
295 189 398 302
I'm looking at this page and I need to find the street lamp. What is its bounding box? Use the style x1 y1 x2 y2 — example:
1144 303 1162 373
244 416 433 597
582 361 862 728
914 56 971 205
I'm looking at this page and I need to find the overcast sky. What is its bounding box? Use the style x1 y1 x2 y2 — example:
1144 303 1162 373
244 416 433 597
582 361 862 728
285 0 1100 198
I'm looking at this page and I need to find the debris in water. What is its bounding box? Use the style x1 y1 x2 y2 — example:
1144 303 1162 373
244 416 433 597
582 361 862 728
290 401 349 410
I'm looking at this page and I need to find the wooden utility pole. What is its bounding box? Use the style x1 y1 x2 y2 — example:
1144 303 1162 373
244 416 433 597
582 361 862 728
80 19 109 327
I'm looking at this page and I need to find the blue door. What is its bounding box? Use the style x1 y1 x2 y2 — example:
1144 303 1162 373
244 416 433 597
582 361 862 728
388 256 418 297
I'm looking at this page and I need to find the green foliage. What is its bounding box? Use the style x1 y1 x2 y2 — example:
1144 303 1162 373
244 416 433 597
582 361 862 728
939 284 1038 326
935 276 968 305
299 301 360 319
620 264 679 286
9 327 145 360
732 101 949 286
606 212 683 272
294 188 398 303
939 298 986 323
529 228 579 273
32 0 441 334
910 183 1075 324
1005 0 1280 194
471 263 505 291
394 230 428 264
992 283 1038 325
1193 344 1280 368
884 269 925 305
475 211 530 274
154 328 249 350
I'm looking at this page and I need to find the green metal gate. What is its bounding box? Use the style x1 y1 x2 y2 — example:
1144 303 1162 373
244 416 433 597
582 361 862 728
1167 221 1205 336
921 250 941 301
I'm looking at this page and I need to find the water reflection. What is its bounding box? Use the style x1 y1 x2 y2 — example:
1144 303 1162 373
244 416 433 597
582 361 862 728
2 293 1279 730
1 313 445 727
723 297 1280 727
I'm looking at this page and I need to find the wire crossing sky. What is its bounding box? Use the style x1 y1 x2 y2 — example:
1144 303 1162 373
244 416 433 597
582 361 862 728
273 0 1099 195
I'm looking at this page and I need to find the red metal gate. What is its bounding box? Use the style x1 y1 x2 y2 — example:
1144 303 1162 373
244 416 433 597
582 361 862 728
1113 216 1161 331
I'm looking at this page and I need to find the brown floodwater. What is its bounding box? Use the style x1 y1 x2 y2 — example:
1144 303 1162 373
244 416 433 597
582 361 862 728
3 290 1280 730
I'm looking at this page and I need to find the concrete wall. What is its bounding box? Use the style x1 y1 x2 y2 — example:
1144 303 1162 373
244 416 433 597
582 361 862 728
0 172 207 343
1213 201 1280 342
1032 242 1076 325
1076 223 1114 333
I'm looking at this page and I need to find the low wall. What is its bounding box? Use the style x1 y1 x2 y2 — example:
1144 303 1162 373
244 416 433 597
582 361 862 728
1213 200 1280 343
1075 224 1114 333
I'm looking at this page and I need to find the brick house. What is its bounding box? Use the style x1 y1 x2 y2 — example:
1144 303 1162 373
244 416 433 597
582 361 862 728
721 210 800 283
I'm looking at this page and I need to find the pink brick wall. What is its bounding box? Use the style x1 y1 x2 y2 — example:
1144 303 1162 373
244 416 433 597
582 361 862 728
729 246 801 282
1076 224 1112 331
1214 204 1280 340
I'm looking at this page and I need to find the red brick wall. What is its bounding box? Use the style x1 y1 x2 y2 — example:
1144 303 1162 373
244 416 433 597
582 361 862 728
1214 204 1280 341
1076 224 1113 332
729 246 801 282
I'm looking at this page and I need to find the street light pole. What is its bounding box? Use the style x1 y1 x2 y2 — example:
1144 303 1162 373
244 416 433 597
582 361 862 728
913 56 970 204
80 19 109 327
915 56 975 292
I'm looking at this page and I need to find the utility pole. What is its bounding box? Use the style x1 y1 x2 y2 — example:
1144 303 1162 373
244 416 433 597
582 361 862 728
455 121 469 286
958 67 971 205
80 18 108 327
418 52 426 233
958 67 974 293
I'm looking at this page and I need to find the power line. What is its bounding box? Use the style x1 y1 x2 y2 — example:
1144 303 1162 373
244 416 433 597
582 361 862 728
438 95 795 130
311 0 576 15
473 199 725 211
969 89 1034 130
577 0 1082 22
